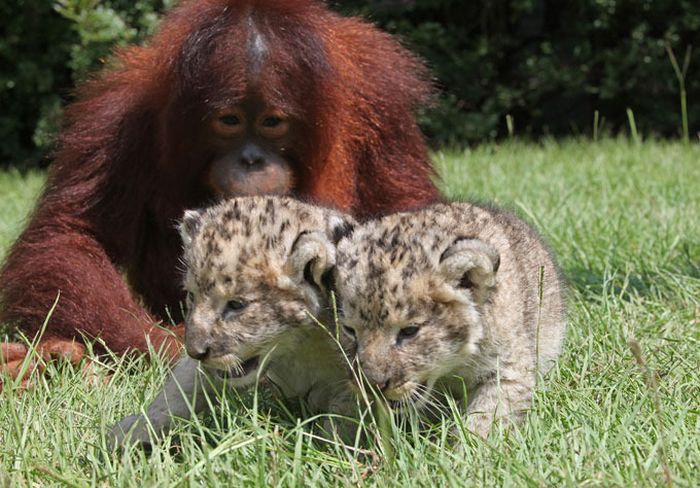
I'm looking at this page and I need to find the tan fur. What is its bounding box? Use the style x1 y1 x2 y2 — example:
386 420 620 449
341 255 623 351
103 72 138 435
181 196 350 396
334 202 566 438
110 196 355 448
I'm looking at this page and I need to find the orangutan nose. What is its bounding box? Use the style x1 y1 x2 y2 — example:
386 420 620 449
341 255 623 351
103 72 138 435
240 144 265 167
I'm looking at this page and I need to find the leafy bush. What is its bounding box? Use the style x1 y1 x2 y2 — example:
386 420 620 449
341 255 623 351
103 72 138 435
2 0 699 165
0 0 171 166
339 0 700 145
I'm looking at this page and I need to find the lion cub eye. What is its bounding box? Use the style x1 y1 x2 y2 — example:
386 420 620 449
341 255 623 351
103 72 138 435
222 299 247 320
397 326 420 344
342 325 356 339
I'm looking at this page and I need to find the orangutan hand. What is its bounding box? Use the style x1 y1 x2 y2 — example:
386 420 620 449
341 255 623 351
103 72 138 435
171 323 186 341
0 339 86 391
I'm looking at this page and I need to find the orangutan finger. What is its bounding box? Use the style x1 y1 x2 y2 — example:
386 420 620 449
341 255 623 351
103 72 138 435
1 342 28 363
0 358 44 380
1 359 27 378
19 378 33 392
165 336 185 363
170 323 186 340
147 326 185 364
39 339 86 365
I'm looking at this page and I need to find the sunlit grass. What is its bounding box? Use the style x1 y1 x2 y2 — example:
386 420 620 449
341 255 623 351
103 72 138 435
1 138 698 486
0 168 44 263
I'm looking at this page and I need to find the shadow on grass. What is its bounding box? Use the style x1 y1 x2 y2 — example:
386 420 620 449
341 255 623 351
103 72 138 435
564 241 700 302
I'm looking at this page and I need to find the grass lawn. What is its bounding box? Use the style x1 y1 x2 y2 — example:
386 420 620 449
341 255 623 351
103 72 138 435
1 138 698 486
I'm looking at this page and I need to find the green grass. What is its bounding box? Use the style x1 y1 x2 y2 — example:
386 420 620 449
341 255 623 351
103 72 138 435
1 138 699 486
0 168 45 262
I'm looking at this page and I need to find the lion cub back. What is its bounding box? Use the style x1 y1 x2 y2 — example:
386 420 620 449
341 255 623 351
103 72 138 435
335 201 566 436
339 201 565 370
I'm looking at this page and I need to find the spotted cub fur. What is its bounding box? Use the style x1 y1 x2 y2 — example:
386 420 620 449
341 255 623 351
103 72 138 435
110 196 355 448
334 202 566 438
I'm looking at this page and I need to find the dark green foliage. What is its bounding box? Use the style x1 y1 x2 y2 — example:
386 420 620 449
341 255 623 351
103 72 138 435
2 0 699 165
0 0 171 166
1 1 71 165
337 0 700 145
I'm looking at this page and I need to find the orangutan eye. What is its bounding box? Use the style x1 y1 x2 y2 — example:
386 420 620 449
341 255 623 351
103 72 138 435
222 299 247 320
258 114 289 139
261 116 282 127
219 114 241 126
342 325 356 339
397 326 420 344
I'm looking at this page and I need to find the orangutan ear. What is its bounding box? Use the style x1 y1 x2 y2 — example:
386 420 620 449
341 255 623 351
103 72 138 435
439 237 500 304
179 209 205 248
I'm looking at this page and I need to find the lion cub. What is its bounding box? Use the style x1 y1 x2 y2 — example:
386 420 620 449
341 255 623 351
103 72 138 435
110 196 354 447
334 202 566 438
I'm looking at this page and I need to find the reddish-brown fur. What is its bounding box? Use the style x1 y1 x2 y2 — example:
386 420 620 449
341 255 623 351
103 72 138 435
0 0 440 366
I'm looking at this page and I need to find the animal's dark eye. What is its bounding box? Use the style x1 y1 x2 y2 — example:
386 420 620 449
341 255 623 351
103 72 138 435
219 114 241 126
257 114 289 138
226 299 246 311
397 326 420 343
261 116 282 127
342 326 356 339
222 299 247 319
212 109 246 136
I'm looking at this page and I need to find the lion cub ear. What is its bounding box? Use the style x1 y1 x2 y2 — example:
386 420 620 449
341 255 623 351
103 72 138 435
282 214 355 293
322 214 356 293
284 231 336 291
439 237 500 304
326 214 356 245
179 209 205 247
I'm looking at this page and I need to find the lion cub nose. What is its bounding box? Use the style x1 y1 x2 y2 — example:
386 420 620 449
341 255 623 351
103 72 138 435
358 362 390 391
186 344 211 361
375 380 390 391
185 339 211 361
364 376 389 392
185 327 212 361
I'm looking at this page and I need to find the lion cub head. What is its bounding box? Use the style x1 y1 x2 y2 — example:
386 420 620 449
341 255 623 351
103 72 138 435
179 196 354 387
334 216 499 410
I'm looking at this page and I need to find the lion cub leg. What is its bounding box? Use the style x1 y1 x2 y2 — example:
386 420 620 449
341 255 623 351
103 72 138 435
464 361 536 439
108 356 222 449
